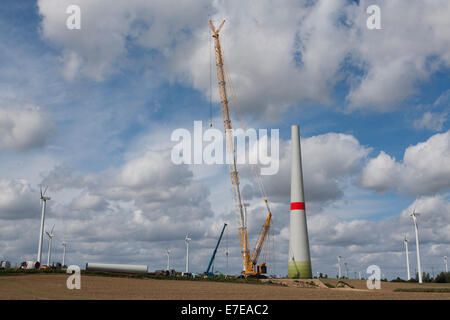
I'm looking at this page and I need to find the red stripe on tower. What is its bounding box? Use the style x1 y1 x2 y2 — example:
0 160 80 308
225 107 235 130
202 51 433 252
290 202 305 210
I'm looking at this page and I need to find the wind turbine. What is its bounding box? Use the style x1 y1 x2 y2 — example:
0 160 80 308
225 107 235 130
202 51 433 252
37 186 51 264
166 248 171 271
185 234 191 274
411 211 422 283
404 235 411 280
337 256 342 279
45 225 55 267
62 241 67 267
444 256 448 273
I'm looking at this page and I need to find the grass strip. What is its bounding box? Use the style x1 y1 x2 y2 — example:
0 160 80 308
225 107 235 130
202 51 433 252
394 288 450 293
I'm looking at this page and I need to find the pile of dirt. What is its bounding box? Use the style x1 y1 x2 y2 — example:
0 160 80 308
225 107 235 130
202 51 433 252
263 278 327 288
335 280 354 288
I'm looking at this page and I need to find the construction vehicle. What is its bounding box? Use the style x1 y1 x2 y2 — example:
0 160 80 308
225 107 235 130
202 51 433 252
209 20 273 277
204 223 228 277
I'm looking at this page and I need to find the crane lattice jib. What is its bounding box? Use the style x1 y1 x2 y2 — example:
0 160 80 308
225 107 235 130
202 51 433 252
251 210 272 265
209 20 252 274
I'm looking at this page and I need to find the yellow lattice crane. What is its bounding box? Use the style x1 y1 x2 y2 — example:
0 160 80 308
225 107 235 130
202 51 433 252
209 20 272 277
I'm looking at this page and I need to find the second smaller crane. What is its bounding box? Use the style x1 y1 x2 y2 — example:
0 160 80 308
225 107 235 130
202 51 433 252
205 223 228 277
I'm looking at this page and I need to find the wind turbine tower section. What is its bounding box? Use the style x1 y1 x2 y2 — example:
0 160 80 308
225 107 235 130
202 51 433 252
37 187 50 263
404 235 411 280
288 125 312 279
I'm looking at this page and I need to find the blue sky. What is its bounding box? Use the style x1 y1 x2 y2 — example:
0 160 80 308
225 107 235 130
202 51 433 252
0 0 449 280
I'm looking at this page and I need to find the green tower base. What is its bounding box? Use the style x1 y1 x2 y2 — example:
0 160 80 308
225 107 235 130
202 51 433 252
288 261 312 279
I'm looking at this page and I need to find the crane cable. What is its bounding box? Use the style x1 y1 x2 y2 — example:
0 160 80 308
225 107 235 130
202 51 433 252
209 25 213 127
223 53 270 210
220 32 274 268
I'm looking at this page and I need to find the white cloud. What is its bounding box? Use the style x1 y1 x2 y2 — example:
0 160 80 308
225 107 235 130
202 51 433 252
40 165 87 190
346 0 450 110
360 131 450 196
0 179 39 220
0 104 52 151
71 191 108 212
37 0 450 117
359 151 400 193
257 132 370 203
38 0 210 81
117 150 192 189
414 111 447 131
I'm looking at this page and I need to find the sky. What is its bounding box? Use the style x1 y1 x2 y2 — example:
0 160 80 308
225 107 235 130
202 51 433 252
0 0 449 280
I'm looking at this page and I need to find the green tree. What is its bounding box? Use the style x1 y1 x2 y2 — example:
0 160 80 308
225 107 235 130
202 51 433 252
434 272 450 283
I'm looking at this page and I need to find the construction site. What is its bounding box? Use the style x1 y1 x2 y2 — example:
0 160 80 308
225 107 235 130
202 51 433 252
1 272 450 300
1 2 450 304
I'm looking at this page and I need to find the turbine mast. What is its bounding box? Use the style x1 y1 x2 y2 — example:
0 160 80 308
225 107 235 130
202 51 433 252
338 256 342 279
37 187 50 263
404 235 411 280
411 212 422 284
62 241 67 267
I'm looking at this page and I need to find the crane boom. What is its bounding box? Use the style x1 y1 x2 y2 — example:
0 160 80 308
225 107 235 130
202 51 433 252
205 223 228 276
209 20 272 276
251 201 272 265
210 20 251 274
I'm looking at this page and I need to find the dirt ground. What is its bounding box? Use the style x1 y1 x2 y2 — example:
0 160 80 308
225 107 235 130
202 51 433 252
1 274 449 300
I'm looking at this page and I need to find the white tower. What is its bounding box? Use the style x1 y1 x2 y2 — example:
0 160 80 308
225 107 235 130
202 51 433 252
444 256 448 273
45 225 55 266
411 212 422 283
337 256 342 279
62 241 67 267
37 187 50 263
404 235 411 280
166 249 171 271
185 235 191 274
288 125 312 279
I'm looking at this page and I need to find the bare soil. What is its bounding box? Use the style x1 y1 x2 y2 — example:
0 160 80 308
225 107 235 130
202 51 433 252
1 274 449 300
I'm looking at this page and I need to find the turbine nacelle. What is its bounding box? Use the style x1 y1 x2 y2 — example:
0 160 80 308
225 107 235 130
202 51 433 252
45 224 55 239
40 186 51 201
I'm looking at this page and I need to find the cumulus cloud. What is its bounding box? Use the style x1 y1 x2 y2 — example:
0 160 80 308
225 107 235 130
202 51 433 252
255 132 370 204
117 150 192 189
0 179 39 220
70 191 108 212
2 148 449 277
359 151 400 193
0 104 52 151
38 0 210 81
40 165 87 190
38 0 450 117
360 131 450 196
346 0 450 110
414 112 447 131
